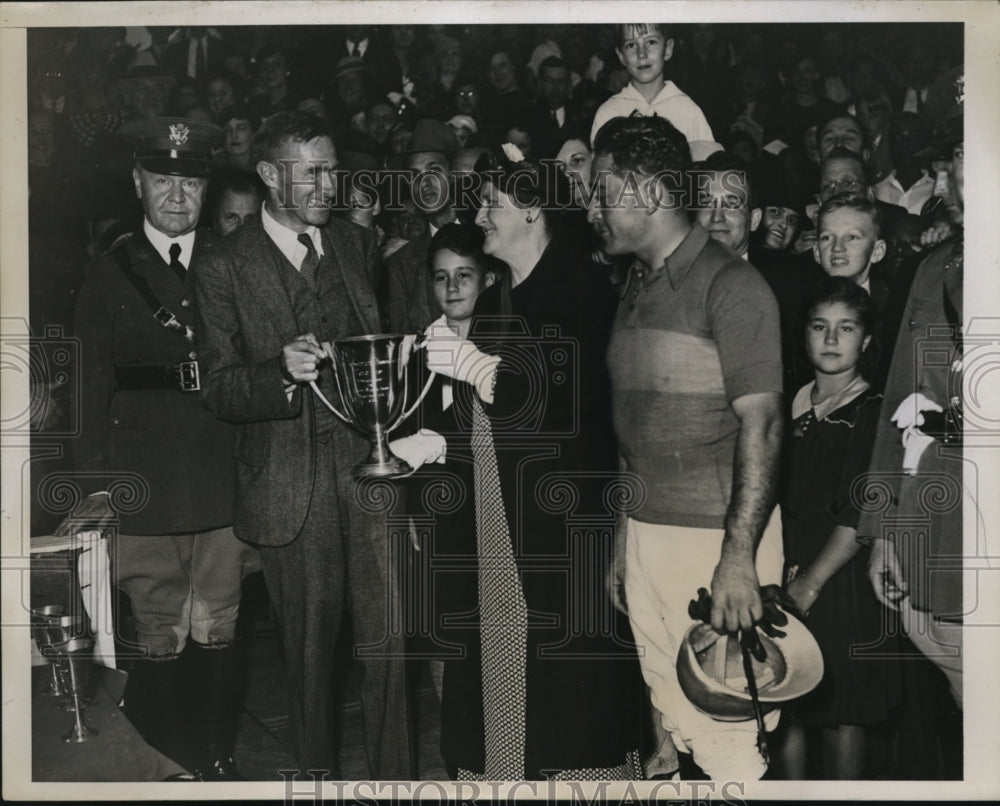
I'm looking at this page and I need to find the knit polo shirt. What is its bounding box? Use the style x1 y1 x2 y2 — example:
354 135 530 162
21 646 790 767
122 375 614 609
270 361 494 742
607 224 782 528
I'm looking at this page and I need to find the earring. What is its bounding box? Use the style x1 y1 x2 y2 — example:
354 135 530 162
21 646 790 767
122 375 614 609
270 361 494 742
525 214 534 223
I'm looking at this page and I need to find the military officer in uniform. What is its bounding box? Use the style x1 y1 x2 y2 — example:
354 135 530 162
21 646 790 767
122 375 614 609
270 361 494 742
57 117 259 780
859 69 966 709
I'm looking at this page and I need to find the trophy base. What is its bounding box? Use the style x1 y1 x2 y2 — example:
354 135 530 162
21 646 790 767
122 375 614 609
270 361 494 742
352 456 415 480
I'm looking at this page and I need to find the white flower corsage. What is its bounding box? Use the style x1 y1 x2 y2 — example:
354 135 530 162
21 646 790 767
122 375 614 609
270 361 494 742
501 142 526 163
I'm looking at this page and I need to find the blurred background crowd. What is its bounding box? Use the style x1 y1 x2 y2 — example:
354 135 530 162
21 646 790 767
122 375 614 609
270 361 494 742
26 22 962 335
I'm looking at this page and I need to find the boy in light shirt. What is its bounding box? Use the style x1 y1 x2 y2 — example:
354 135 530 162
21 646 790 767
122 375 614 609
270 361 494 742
589 23 718 159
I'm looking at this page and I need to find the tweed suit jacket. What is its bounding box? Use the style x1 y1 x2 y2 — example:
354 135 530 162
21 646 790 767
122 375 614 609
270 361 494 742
194 212 382 547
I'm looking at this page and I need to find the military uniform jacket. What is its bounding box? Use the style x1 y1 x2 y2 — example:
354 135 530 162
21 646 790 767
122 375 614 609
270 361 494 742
72 227 235 535
193 213 382 548
856 236 963 618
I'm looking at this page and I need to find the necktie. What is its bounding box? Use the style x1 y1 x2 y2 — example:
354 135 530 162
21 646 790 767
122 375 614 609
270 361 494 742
350 41 359 58
168 242 186 282
194 36 206 80
298 232 319 285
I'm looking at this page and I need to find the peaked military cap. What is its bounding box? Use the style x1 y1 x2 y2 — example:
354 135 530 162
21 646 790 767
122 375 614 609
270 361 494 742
121 116 225 177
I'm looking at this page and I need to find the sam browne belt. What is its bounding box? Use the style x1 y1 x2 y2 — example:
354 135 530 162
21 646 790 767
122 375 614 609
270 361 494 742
115 361 200 392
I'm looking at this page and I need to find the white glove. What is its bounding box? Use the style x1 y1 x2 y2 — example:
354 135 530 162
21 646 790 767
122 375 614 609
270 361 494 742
423 316 501 404
397 333 417 380
891 392 944 431
389 429 447 471
900 425 935 475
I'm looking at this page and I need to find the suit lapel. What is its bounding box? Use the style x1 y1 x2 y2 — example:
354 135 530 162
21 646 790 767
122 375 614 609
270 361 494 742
407 230 432 299
125 228 188 302
127 228 199 296
321 221 380 334
186 230 209 294
233 215 300 343
126 229 164 277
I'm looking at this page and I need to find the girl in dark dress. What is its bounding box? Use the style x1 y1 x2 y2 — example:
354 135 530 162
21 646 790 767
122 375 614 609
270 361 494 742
417 148 644 780
779 277 900 779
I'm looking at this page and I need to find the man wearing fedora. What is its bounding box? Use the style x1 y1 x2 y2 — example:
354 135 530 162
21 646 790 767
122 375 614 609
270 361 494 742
115 52 174 122
384 118 463 333
59 116 259 780
194 110 413 778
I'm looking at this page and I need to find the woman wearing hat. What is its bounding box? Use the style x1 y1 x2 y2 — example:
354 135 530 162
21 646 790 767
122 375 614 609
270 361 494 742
418 146 644 780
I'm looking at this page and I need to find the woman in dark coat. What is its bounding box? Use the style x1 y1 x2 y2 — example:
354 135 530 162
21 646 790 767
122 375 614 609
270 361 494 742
418 147 644 780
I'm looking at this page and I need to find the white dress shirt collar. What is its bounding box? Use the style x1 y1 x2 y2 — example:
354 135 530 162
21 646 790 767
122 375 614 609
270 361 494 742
791 375 870 422
620 79 684 107
347 37 369 58
261 202 324 272
143 219 196 270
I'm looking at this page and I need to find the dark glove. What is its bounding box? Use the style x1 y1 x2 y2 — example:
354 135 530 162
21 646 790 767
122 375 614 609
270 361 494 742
687 585 800 663
759 583 803 632
687 587 713 624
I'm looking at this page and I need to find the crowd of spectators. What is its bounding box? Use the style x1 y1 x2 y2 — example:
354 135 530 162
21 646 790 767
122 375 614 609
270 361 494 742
26 22 961 332
25 21 965 783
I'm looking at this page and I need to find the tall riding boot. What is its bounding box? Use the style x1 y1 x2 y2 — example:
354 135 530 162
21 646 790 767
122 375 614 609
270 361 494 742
185 641 245 781
122 656 194 772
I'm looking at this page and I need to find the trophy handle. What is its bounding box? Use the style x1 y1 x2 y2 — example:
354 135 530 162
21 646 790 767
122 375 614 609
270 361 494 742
387 369 438 434
309 380 354 426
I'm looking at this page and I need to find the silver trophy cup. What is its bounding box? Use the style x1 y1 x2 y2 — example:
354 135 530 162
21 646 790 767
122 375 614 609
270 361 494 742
310 333 435 479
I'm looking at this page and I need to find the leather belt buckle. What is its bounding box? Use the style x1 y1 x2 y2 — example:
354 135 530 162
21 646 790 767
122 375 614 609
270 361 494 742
177 361 200 392
154 306 179 328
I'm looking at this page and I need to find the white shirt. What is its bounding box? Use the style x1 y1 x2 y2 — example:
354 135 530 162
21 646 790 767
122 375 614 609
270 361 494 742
874 170 935 216
144 219 195 270
903 86 928 115
590 80 715 150
346 38 369 58
261 202 324 271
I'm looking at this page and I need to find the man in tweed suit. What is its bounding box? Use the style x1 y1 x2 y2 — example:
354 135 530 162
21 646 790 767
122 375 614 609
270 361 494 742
194 111 412 777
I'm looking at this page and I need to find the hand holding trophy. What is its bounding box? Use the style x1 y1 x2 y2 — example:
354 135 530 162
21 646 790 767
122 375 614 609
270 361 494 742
309 333 436 479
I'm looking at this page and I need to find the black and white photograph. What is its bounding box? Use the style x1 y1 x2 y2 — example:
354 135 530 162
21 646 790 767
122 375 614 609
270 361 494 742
1 1 998 801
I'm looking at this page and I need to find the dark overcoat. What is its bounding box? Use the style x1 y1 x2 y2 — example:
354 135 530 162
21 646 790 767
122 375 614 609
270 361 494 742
441 232 646 777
